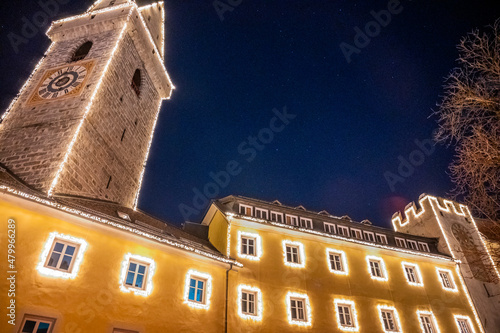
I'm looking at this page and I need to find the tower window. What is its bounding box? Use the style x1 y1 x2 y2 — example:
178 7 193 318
72 41 93 62
131 69 142 96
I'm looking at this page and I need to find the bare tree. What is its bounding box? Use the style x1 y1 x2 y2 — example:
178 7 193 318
434 19 500 222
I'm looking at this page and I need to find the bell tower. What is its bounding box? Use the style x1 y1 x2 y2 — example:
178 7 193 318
0 0 173 208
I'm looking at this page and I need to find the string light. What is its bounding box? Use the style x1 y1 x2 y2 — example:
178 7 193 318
416 310 441 333
282 240 306 268
326 248 349 275
237 231 262 261
376 305 402 333
226 218 232 257
183 269 212 310
119 253 155 297
285 292 312 327
454 265 485 333
36 232 88 279
333 299 359 332
453 315 477 333
237 285 263 321
401 262 423 287
435 267 458 292
366 255 388 281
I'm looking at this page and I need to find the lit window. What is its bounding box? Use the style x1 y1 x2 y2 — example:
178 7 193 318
286 245 300 264
283 240 305 268
376 234 388 244
402 262 423 286
240 204 253 216
286 214 299 226
37 232 87 279
286 292 311 326
255 208 268 220
324 222 336 234
436 268 457 291
351 228 362 239
119 254 155 297
183 270 212 309
454 315 475 333
407 240 419 250
418 242 430 252
395 237 407 248
300 217 313 229
367 256 388 281
326 249 348 275
237 231 262 260
334 299 359 331
271 211 283 223
378 306 401 333
241 236 255 256
338 225 349 237
19 315 55 333
237 285 263 320
417 311 439 333
363 231 375 242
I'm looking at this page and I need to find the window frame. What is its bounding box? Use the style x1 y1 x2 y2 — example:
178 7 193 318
376 233 388 244
436 268 458 292
351 228 363 239
124 260 149 290
334 299 359 331
454 315 475 333
183 270 212 309
255 207 268 220
418 242 430 252
286 292 311 326
18 314 56 333
326 248 348 275
338 225 349 237
237 285 263 320
300 217 313 229
366 256 388 281
377 305 402 333
407 239 419 251
283 240 305 268
363 231 375 242
237 231 262 260
119 253 156 297
324 222 336 234
402 262 423 286
239 204 253 216
286 214 299 226
417 311 439 333
270 211 284 223
395 237 407 248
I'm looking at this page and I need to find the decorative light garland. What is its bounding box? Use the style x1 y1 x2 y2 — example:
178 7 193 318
237 284 263 321
453 315 476 333
183 269 212 310
50 2 133 29
36 232 88 279
326 248 349 275
416 310 441 333
376 304 402 333
282 240 306 268
333 299 359 332
285 291 312 327
454 265 485 333
401 261 424 287
237 231 262 261
366 255 388 282
435 267 458 292
119 253 155 297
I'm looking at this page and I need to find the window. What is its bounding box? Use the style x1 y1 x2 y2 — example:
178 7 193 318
241 236 255 256
237 231 262 260
71 41 92 62
241 291 256 315
379 308 400 332
286 292 311 326
37 232 87 279
417 311 438 333
376 234 388 244
119 254 155 296
237 285 262 320
334 300 358 331
19 315 55 333
124 261 148 290
300 217 313 229
338 225 349 237
270 211 283 223
351 228 362 239
283 241 305 268
183 270 212 309
436 268 457 291
395 237 407 248
402 262 423 286
131 69 141 96
364 231 375 242
326 249 348 275
367 256 388 281
418 242 430 252
455 315 474 333
239 204 253 216
286 215 299 226
324 222 336 234
407 240 419 250
255 208 268 220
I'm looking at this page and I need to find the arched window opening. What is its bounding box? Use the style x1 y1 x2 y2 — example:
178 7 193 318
72 41 93 62
131 69 142 97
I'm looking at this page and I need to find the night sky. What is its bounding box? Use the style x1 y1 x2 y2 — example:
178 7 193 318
1 1 499 229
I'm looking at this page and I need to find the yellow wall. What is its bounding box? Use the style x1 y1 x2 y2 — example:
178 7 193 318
207 210 230 256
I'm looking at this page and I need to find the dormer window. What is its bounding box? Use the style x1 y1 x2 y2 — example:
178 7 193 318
239 204 253 216
131 69 142 96
71 41 93 62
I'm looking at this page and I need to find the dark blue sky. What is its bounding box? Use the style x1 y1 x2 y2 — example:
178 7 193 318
1 1 499 228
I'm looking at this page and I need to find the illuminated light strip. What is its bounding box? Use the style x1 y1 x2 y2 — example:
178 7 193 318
36 232 88 279
454 265 485 333
435 267 458 292
47 13 132 198
237 231 262 261
226 218 232 257
377 305 402 333
160 2 165 58
0 185 242 267
401 261 424 287
133 99 163 210
282 240 306 268
333 299 359 332
326 248 349 275
366 255 388 281
286 292 312 327
183 269 212 310
119 253 155 297
87 0 134 14
0 43 55 125
454 315 477 333
426 197 457 259
225 213 454 262
237 284 263 321
416 310 441 333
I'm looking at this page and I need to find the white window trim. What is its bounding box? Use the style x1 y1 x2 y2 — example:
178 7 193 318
255 207 268 220
436 268 458 292
286 214 299 226
286 292 312 326
363 231 375 242
454 315 476 333
351 228 362 239
283 240 305 268
366 255 388 281
338 225 349 237
402 262 424 286
418 242 430 252
416 310 440 333
376 234 388 244
237 231 262 261
407 240 419 250
324 222 337 234
237 285 263 321
377 305 402 333
334 299 359 331
300 217 313 229
270 211 284 223
395 237 407 248
240 204 253 216
183 270 212 309
37 232 88 279
119 253 156 297
19 314 56 333
326 248 348 275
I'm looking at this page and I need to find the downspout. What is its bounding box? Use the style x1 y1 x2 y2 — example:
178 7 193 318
225 263 234 333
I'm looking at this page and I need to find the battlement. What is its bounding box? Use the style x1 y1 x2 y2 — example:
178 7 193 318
391 194 470 231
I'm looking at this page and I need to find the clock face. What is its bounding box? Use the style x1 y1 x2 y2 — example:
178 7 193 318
38 65 87 99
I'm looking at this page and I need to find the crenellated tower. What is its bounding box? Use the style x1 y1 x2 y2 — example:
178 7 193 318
0 0 173 208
